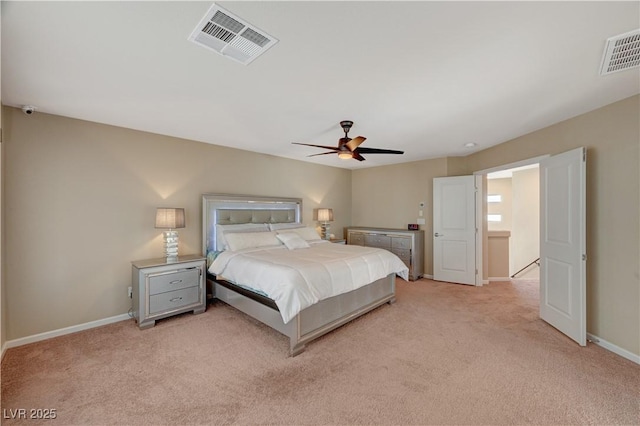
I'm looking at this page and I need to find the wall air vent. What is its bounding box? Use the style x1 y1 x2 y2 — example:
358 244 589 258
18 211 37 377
188 3 278 65
600 29 640 75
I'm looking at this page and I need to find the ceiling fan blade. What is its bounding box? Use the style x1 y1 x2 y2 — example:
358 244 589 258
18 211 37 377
352 151 366 161
292 142 340 151
345 136 366 151
308 151 339 157
355 147 404 155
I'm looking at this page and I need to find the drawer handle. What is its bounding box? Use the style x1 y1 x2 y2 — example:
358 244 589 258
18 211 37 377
169 297 183 303
169 279 183 285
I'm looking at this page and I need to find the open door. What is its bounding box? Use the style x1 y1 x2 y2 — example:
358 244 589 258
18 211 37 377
540 147 586 346
433 176 476 285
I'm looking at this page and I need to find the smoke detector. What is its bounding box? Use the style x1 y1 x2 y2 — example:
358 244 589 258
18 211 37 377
600 29 640 75
188 3 278 65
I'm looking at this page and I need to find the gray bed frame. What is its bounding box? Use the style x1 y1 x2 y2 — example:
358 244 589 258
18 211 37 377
202 193 396 356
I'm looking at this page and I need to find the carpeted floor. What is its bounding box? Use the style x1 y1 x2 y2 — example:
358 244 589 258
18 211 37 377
1 278 639 425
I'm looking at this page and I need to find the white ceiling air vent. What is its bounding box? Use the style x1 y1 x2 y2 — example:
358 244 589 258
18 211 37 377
188 3 278 65
600 29 640 75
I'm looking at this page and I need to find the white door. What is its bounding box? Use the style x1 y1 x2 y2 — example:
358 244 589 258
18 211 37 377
433 176 476 285
540 147 586 346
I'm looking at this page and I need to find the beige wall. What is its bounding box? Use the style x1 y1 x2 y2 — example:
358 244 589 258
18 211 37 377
487 178 512 231
350 95 639 357
2 107 352 340
1 128 3 355
352 158 448 277
488 231 510 279
1 12 4 355
511 167 539 278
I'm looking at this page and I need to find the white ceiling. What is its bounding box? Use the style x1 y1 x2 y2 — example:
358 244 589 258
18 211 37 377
2 1 639 170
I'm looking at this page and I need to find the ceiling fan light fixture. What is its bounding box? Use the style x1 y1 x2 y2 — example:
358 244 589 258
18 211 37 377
292 120 404 162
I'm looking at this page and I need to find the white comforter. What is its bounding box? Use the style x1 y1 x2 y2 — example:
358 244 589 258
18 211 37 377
209 241 409 323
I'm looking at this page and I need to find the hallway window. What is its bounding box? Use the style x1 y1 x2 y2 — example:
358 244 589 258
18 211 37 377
488 214 502 222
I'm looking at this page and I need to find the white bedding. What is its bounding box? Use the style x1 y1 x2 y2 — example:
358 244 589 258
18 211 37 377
209 240 409 323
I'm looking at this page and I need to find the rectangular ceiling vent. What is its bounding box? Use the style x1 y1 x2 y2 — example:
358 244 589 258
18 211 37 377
600 29 640 75
188 3 278 65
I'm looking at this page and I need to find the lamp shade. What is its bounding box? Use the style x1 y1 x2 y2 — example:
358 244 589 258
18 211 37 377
317 208 334 222
155 208 185 229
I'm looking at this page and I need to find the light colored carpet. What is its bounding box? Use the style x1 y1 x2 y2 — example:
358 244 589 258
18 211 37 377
2 278 639 425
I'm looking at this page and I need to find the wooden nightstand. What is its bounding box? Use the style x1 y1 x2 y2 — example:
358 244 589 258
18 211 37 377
131 254 206 329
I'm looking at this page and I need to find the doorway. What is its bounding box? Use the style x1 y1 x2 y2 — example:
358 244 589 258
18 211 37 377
471 149 586 346
486 163 540 282
474 155 548 286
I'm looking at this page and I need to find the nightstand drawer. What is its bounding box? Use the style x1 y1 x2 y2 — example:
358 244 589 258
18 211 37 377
149 286 200 315
148 268 200 295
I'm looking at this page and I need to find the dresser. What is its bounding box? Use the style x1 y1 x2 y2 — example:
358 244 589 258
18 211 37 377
131 254 206 329
346 227 424 281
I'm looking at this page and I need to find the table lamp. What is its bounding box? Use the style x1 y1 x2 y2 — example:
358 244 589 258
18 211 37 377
155 208 185 261
317 208 334 240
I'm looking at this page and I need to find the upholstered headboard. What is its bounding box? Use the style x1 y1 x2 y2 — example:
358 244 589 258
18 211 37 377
202 193 302 255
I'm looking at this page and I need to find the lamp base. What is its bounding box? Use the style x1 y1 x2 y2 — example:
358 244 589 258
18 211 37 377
163 230 179 261
321 223 331 240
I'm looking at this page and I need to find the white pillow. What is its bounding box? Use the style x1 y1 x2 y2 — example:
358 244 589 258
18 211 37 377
276 233 310 250
268 222 305 231
279 226 322 241
225 231 282 252
216 223 269 250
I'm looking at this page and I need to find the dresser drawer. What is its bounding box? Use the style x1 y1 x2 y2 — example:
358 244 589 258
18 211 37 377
148 268 200 295
349 232 365 246
149 286 200 315
365 234 391 249
392 247 411 262
391 237 411 249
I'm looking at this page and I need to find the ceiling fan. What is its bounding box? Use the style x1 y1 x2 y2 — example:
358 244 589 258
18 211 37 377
293 120 404 161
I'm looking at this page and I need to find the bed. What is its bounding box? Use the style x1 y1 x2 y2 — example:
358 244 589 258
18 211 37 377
202 193 409 356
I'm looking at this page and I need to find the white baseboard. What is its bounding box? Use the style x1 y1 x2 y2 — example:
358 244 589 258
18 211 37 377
488 277 512 282
3 313 131 352
587 333 640 365
1 341 8 362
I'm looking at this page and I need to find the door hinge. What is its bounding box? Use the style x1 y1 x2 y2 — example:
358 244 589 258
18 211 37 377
583 149 587 162
582 254 587 261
